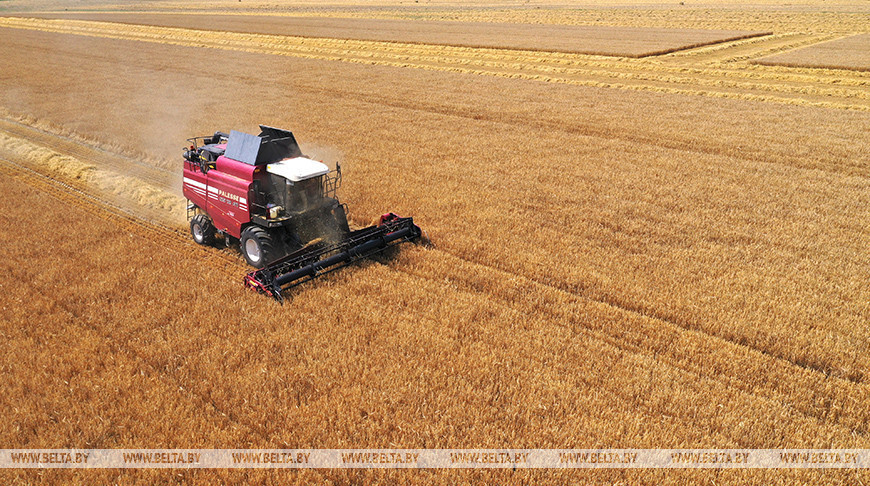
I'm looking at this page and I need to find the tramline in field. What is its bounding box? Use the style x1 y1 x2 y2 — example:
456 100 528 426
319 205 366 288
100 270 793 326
182 125 421 301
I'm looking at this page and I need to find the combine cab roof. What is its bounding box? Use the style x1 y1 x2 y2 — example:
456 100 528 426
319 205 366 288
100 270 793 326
267 157 330 182
224 125 303 166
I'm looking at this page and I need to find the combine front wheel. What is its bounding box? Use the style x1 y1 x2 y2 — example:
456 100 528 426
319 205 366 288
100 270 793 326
240 226 276 268
190 214 215 245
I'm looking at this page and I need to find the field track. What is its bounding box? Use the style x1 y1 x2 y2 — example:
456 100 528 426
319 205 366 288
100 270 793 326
0 16 868 111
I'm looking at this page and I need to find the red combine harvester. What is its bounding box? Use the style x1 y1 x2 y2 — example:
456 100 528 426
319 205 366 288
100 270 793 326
182 125 421 302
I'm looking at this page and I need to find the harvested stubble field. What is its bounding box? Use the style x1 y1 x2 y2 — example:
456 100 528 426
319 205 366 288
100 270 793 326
62 1 869 34
22 13 772 57
757 33 870 72
1 16 868 112
0 2 868 484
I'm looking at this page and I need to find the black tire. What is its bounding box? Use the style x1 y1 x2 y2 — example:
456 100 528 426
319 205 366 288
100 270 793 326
240 226 276 268
190 214 215 245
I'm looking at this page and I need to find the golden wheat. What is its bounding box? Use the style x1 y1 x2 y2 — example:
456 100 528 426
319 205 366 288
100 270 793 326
0 6 868 485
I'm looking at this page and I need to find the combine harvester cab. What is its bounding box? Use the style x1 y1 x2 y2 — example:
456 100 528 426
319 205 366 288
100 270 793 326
182 125 421 302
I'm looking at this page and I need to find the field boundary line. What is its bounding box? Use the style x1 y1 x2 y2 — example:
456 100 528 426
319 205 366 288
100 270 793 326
715 33 840 65
0 105 175 170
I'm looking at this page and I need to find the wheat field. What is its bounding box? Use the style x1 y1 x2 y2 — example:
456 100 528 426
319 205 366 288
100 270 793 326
757 33 870 72
0 1 868 484
20 13 772 57
1 16 867 113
